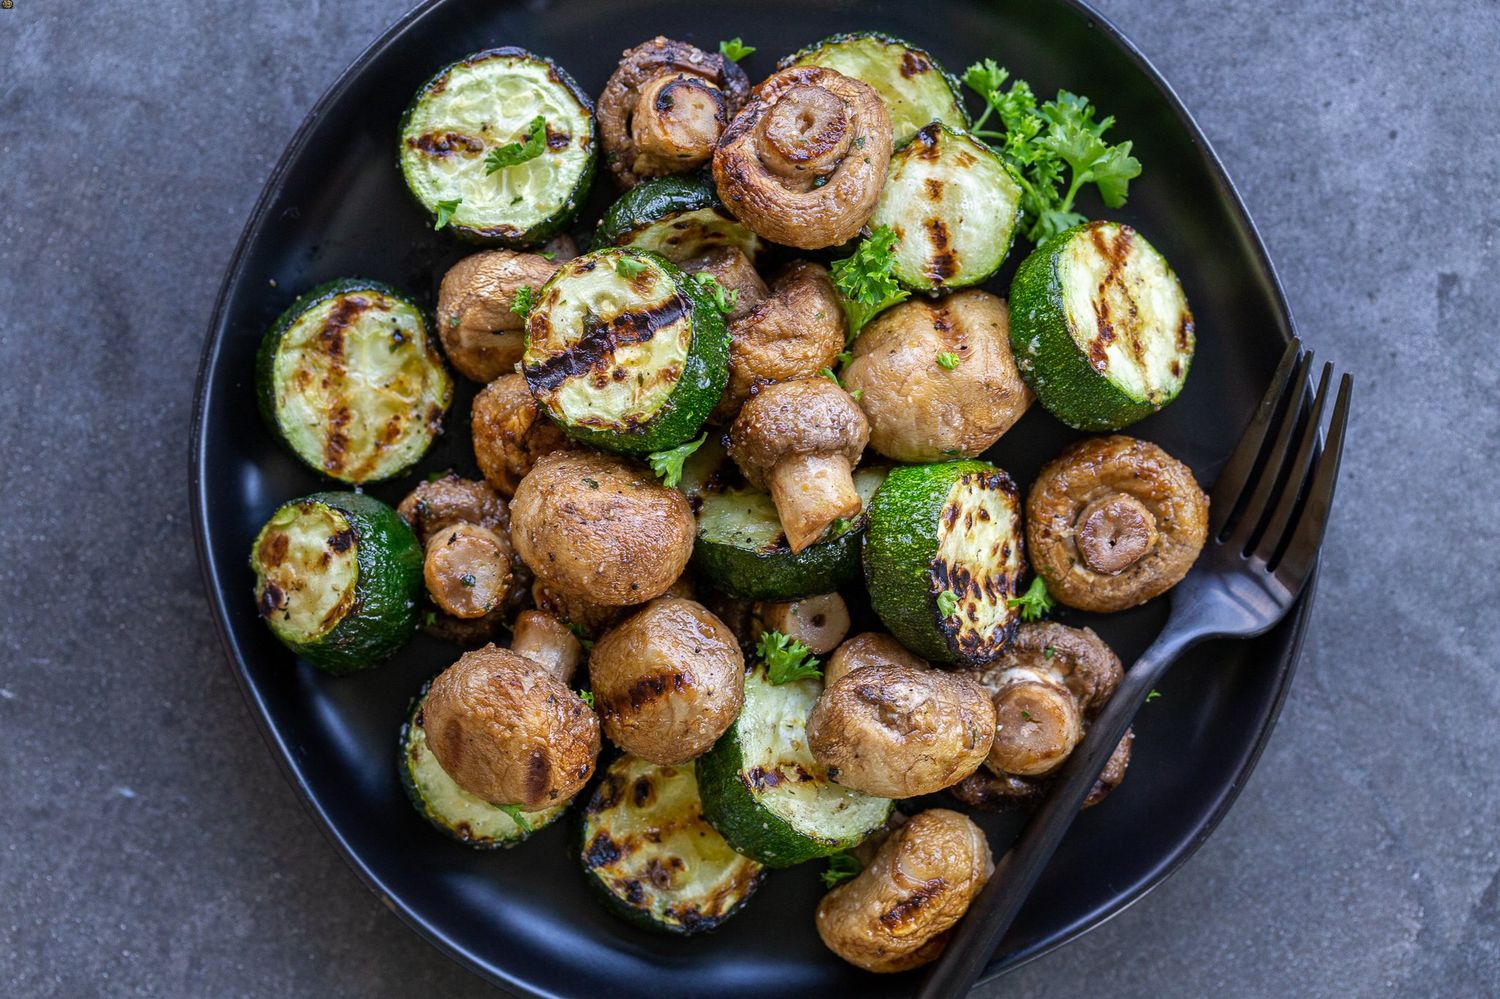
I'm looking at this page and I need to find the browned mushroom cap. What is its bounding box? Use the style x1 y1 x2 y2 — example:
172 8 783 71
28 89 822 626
421 645 600 808
532 579 625 638
751 592 850 656
423 523 513 620
1028 435 1209 612
587 597 745 764
435 250 560 381
815 809 993 973
471 373 572 497
598 37 751 188
822 632 929 688
807 663 995 798
844 290 1032 462
727 378 869 552
680 246 769 322
949 727 1134 812
510 449 695 606
397 473 508 544
713 66 893 249
710 261 847 424
510 609 583 684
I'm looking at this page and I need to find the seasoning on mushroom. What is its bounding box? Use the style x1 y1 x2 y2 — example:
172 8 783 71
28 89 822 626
843 290 1031 463
588 596 745 765
821 631 929 688
726 378 869 553
435 249 563 381
815 808 993 973
421 644 601 809
1028 435 1209 612
598 37 751 188
713 66 894 249
750 592 851 656
472 372 571 498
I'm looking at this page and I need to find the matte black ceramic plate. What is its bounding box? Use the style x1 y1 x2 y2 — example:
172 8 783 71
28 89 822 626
191 1 1311 995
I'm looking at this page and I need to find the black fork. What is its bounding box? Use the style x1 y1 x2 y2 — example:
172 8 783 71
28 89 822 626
919 338 1352 998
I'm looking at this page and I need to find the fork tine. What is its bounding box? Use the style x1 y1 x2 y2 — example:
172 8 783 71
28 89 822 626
1223 348 1316 550
1272 373 1352 587
1210 338 1304 538
1252 361 1333 560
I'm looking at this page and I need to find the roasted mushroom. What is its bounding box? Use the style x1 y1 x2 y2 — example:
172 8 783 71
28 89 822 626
815 808 993 973
843 291 1031 462
710 261 847 424
588 596 745 764
510 450 696 606
680 246 769 321
509 609 584 684
397 473 509 541
472 373 571 497
1028 435 1209 612
598 37 751 187
421 645 600 809
713 66 893 249
398 475 519 630
435 250 562 381
531 579 625 639
750 592 850 656
806 663 995 798
726 378 869 553
950 728 1134 812
822 632 929 688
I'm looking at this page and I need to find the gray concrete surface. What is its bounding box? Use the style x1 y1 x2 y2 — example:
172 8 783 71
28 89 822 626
2 0 1497 996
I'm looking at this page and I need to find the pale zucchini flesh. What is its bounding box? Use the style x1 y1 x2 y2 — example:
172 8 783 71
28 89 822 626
252 502 358 645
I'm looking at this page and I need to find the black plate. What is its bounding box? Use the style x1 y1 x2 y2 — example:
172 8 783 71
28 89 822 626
191 1 1311 995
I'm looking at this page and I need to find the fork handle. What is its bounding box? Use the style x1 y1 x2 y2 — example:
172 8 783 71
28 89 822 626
916 626 1205 999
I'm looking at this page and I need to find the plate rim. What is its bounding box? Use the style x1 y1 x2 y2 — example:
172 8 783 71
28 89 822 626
188 0 1315 993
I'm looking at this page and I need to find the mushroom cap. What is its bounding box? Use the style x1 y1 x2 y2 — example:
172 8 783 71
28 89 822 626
598 36 751 188
1027 435 1209 612
587 596 746 764
822 632 929 688
711 261 847 424
471 373 571 497
726 378 868 489
510 449 695 606
421 645 600 808
713 66 893 249
397 473 508 545
844 290 1032 462
680 246 769 321
436 250 559 381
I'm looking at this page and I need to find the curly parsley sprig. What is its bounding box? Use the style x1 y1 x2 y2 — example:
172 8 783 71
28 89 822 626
757 630 823 685
1007 576 1057 622
820 851 863 889
830 225 910 338
485 115 548 174
647 433 706 489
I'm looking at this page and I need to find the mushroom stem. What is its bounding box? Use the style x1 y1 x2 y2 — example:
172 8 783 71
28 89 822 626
988 678 1083 777
630 74 725 175
1074 493 1159 575
767 452 862 553
510 610 583 684
423 524 512 620
756 85 853 188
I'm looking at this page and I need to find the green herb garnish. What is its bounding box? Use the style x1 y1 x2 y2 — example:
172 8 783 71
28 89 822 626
648 432 706 489
718 37 756 62
830 224 910 336
615 255 649 279
936 590 960 618
690 271 739 315
578 689 596 709
820 851 863 889
1146 689 1162 703
1007 576 1056 621
498 804 533 834
484 115 548 173
936 351 961 370
510 285 537 318
433 198 461 230
757 630 822 685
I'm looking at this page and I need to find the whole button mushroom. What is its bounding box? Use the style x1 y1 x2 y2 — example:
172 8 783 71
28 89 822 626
679 246 769 322
843 290 1032 463
471 373 572 498
510 449 696 606
587 596 745 765
727 378 870 553
713 66 893 249
421 645 601 809
821 632 929 688
435 249 566 382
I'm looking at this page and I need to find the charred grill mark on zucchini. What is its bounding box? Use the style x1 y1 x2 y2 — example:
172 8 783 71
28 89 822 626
930 470 1024 660
525 293 691 393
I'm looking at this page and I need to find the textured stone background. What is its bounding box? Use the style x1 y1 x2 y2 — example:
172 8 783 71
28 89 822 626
2 0 1496 996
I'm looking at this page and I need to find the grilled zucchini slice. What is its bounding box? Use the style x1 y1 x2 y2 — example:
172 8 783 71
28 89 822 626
871 123 1022 293
399 48 597 246
250 491 423 674
593 174 763 264
863 461 1025 664
256 280 451 484
779 32 968 145
523 247 728 454
400 685 568 847
698 665 892 867
580 755 763 934
693 466 886 600
1009 221 1195 430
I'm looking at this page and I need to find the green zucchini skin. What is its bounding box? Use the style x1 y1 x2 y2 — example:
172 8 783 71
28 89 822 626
592 174 763 263
871 123 1023 293
778 32 969 145
1009 221 1196 431
863 461 1025 664
255 279 452 485
398 47 597 246
523 247 729 455
579 755 763 934
250 491 423 674
399 684 568 847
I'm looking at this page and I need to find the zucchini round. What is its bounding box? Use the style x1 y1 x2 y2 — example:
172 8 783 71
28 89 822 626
778 32 969 145
692 466 886 600
400 685 568 847
399 48 597 246
523 247 728 454
871 123 1022 293
1009 220 1195 430
593 174 763 264
250 491 423 674
698 665 892 867
580 755 763 934
256 280 452 484
863 461 1025 665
